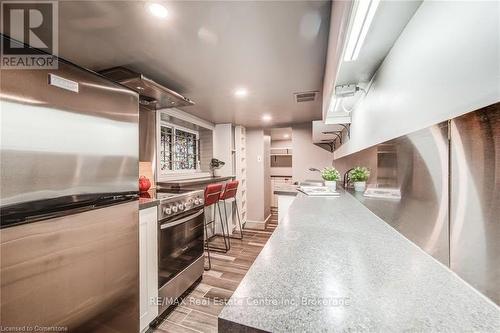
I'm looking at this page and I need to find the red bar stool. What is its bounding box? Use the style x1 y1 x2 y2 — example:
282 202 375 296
203 183 229 270
220 180 243 244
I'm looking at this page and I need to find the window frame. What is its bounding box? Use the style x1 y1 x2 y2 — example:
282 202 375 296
157 120 200 176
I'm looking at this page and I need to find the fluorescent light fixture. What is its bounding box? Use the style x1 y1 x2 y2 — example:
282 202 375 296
284 134 290 139
234 88 248 98
329 97 340 113
147 3 168 19
344 0 380 62
261 114 272 122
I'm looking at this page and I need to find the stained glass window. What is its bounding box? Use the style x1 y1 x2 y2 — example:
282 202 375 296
160 125 173 171
159 123 199 173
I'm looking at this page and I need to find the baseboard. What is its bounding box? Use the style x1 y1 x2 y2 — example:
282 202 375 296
264 214 271 227
245 220 266 230
245 214 271 230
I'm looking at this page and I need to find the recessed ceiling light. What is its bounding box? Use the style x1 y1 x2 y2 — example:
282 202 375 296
262 114 272 122
234 88 248 98
147 3 168 19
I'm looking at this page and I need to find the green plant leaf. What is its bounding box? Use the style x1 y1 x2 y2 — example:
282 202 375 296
321 167 340 181
348 166 370 182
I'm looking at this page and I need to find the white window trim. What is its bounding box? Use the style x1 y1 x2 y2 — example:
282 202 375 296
157 120 200 177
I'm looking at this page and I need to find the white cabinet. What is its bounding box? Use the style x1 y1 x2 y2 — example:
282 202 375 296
213 124 248 232
271 176 293 207
277 194 295 223
139 207 158 332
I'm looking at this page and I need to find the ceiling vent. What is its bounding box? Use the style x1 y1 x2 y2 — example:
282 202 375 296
294 91 318 103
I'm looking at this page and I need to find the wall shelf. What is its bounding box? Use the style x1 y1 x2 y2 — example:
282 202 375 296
234 125 247 229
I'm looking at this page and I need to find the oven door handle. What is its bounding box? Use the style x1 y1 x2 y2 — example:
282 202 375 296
160 209 204 229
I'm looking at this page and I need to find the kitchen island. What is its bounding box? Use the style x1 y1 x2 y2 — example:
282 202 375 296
218 191 500 332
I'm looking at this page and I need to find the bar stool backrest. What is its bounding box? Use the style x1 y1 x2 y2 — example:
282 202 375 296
220 180 239 200
204 183 223 206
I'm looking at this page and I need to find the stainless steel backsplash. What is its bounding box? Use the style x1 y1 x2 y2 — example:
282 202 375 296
334 102 499 305
336 123 450 266
0 60 139 206
450 103 500 305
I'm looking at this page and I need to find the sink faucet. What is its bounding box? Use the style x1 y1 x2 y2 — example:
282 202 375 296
343 168 354 189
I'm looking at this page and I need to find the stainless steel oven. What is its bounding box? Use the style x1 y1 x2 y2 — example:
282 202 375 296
158 207 204 287
155 188 205 317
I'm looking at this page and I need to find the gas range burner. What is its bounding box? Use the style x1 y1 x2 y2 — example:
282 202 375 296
156 188 204 220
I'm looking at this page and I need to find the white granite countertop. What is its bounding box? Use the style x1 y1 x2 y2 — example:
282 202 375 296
218 191 500 332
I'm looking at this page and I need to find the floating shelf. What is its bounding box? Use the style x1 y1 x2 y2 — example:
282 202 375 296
235 125 248 226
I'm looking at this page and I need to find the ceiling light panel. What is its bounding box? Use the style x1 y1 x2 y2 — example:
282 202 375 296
344 0 380 62
262 114 272 122
148 3 169 19
234 88 248 98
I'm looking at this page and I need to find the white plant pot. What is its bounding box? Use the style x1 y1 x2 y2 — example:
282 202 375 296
324 180 337 191
213 169 222 177
354 181 366 192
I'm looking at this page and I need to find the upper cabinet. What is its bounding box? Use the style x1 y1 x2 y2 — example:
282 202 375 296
322 1 422 123
270 148 292 156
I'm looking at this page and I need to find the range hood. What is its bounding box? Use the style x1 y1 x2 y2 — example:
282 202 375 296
100 67 194 110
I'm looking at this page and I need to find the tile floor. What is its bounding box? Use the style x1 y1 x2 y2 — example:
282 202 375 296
154 209 278 333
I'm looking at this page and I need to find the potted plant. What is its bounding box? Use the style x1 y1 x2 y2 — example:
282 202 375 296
210 158 225 177
349 166 370 192
321 167 340 191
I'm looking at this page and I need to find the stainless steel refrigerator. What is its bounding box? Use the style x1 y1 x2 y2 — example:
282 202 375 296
0 35 140 332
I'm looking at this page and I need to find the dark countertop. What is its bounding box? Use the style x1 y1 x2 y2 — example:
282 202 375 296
273 190 298 196
139 176 235 209
139 190 160 210
218 191 500 332
158 175 235 187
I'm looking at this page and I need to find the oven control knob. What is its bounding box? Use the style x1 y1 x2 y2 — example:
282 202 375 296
171 205 178 213
163 207 172 215
194 198 200 205
178 203 185 211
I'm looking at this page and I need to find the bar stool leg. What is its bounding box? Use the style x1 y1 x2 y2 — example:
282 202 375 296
222 199 233 250
203 209 211 270
217 202 230 252
233 200 244 239
227 200 243 240
205 203 230 253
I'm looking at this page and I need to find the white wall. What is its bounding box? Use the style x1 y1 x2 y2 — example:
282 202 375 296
335 0 500 158
271 139 292 148
213 124 234 176
270 167 292 177
246 129 267 223
263 135 271 219
292 122 334 182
